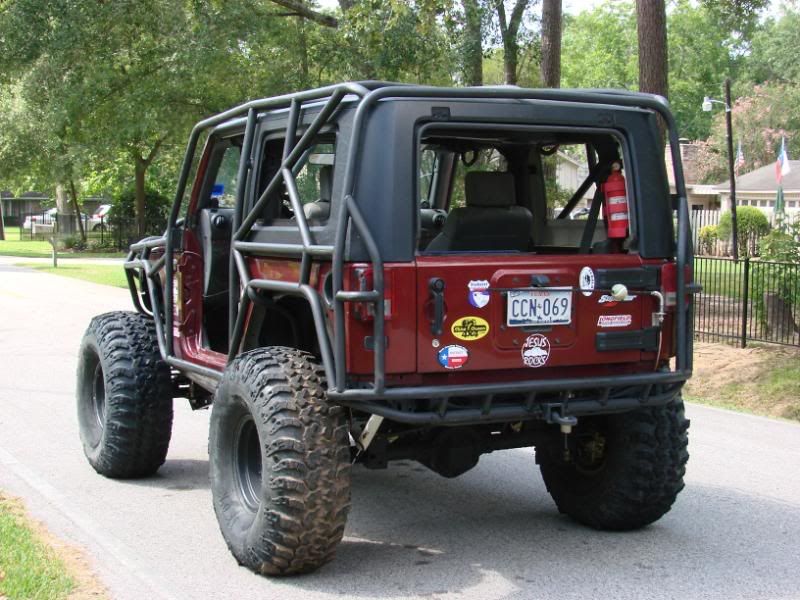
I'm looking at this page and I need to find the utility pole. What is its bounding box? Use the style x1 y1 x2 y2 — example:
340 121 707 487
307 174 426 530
724 78 739 261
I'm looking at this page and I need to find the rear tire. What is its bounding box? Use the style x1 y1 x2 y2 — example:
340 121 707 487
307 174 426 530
76 311 173 478
538 399 689 530
209 347 351 576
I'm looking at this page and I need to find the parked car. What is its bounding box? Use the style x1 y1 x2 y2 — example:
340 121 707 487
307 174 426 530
21 208 57 231
89 204 112 231
22 208 89 232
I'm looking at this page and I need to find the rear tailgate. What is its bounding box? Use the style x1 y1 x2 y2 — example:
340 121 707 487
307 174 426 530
416 254 656 373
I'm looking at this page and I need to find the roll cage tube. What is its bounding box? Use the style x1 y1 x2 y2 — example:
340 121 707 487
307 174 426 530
124 83 694 408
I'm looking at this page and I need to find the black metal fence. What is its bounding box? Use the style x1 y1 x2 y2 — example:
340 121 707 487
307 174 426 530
18 211 141 251
695 256 800 347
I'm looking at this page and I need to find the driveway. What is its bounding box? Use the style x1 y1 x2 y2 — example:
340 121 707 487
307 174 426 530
1 260 799 600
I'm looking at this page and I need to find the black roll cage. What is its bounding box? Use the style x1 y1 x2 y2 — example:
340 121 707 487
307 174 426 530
124 81 695 424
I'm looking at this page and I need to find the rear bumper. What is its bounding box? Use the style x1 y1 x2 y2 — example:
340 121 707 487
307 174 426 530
329 369 688 425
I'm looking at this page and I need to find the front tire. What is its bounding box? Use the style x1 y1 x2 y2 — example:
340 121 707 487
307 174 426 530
538 399 689 530
209 347 351 576
76 311 173 478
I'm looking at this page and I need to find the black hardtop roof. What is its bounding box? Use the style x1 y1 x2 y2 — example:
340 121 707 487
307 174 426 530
203 81 671 133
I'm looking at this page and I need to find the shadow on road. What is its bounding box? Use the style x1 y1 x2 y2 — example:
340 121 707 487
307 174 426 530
124 458 211 492
113 450 800 598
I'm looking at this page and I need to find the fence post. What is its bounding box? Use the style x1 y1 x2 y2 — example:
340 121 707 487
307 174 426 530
741 257 750 348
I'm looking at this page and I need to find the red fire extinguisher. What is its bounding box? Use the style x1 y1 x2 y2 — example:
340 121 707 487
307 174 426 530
602 162 629 239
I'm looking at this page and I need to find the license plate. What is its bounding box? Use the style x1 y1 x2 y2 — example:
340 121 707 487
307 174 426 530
507 288 572 327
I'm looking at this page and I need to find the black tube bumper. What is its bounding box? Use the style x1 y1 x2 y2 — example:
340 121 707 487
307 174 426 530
329 370 688 425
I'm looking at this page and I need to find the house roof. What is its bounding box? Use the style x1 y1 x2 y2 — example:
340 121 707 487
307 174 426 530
715 160 800 192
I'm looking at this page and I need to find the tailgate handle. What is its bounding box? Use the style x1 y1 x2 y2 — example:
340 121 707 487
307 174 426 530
429 278 446 336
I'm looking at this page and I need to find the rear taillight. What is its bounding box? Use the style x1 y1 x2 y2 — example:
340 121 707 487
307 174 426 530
661 263 692 309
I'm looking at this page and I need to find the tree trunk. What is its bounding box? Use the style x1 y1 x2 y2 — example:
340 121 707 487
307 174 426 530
540 0 562 88
0 199 5 241
763 292 799 340
463 0 483 86
496 0 529 85
636 0 668 99
55 184 73 236
504 37 518 85
135 158 147 238
68 179 86 241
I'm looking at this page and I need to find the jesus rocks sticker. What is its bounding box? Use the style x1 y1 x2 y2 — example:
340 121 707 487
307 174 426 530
467 280 491 308
521 334 550 368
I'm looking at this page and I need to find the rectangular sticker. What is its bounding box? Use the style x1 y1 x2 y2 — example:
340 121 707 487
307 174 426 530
597 314 632 328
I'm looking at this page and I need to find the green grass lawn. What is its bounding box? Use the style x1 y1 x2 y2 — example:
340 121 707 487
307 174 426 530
0 494 75 600
19 263 129 288
694 257 745 299
0 229 125 259
686 345 800 422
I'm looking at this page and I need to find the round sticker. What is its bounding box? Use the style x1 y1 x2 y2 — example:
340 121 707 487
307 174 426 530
451 316 490 341
521 334 551 368
437 345 469 369
468 280 491 308
579 266 595 297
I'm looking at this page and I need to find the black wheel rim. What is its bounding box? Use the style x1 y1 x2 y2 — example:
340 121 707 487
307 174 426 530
91 362 106 429
233 415 263 512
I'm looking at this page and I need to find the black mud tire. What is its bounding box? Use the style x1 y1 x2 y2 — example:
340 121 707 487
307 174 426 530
76 311 173 478
538 399 690 530
209 347 351 576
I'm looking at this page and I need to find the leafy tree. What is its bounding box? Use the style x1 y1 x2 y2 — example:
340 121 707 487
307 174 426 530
561 3 638 89
696 82 800 183
668 1 745 140
747 9 800 84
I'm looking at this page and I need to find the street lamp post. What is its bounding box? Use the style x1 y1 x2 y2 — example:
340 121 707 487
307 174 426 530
703 78 739 260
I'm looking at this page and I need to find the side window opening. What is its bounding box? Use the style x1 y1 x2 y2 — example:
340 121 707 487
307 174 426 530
211 145 241 208
254 135 336 226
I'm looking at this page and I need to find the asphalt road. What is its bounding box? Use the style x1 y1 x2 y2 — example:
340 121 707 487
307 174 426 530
1 257 799 600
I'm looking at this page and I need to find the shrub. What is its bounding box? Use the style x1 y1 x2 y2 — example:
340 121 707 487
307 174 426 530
61 234 87 251
109 189 171 237
698 224 719 255
717 207 770 256
753 224 800 337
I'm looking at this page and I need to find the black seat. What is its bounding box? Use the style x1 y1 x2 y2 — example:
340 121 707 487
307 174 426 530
303 165 333 221
426 172 532 252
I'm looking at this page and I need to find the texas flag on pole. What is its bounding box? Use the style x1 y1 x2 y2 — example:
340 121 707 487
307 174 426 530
775 136 791 183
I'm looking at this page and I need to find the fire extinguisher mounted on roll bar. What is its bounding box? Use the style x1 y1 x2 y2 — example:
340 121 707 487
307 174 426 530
602 161 629 240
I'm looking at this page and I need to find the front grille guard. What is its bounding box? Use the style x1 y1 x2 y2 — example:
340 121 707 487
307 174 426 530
124 83 694 422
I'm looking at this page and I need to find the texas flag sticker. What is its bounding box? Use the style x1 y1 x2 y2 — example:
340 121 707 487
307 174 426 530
437 344 469 369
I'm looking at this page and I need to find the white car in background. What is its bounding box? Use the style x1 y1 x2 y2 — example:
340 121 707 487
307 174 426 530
22 207 90 232
21 208 57 231
89 204 112 231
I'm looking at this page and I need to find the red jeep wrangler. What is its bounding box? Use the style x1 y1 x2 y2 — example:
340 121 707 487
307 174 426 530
77 83 695 576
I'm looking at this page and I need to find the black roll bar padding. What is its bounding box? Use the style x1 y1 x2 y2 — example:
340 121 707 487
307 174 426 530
148 82 690 397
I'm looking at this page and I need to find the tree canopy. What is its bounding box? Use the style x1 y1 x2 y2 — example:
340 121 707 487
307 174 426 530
0 0 793 220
